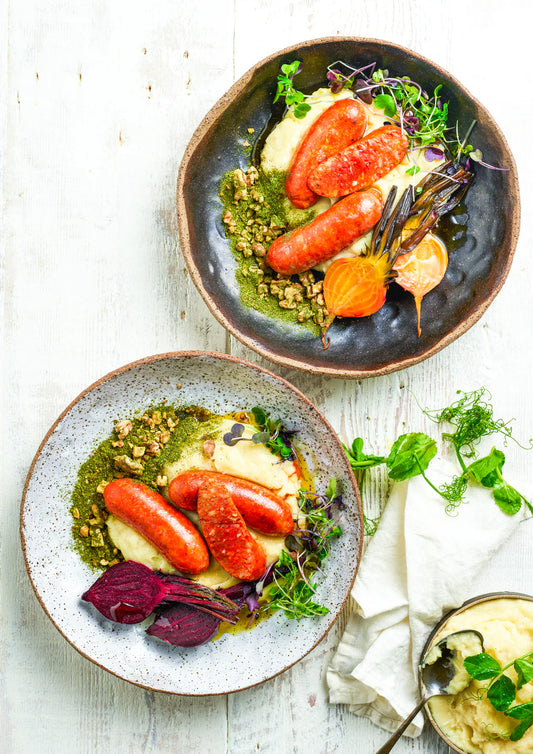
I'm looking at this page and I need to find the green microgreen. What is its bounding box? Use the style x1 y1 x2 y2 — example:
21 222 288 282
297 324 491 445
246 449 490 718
370 70 450 151
222 407 296 461
250 406 295 460
273 61 311 119
465 651 533 740
322 61 506 170
263 479 342 619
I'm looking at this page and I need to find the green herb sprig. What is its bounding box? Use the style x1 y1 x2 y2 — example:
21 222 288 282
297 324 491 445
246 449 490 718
250 406 295 459
265 550 329 619
371 69 450 149
264 479 342 619
273 61 311 119
222 406 295 461
465 652 533 741
344 389 532 531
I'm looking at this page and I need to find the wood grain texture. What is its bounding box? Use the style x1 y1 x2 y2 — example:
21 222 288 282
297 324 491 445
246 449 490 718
2 0 533 752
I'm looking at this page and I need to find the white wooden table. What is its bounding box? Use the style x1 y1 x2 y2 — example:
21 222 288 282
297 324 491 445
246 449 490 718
2 1 533 752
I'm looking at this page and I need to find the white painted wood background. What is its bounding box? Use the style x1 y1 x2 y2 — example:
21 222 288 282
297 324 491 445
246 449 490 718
2 1 533 752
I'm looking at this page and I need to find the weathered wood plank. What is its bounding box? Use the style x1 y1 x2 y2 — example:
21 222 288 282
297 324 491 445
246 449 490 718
2 0 533 753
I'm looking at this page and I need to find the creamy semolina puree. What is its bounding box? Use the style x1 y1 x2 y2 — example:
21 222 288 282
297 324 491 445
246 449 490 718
107 418 301 589
261 88 445 273
427 598 533 753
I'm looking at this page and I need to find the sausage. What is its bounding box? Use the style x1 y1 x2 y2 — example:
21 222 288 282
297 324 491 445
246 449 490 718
266 189 384 276
308 125 409 197
197 479 267 581
103 478 209 575
168 470 294 536
285 98 367 209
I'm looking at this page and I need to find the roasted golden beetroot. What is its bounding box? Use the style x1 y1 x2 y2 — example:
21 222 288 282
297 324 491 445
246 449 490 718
394 234 448 337
322 186 412 346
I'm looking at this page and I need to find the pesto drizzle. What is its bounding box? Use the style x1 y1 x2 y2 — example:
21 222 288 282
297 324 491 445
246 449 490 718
70 404 220 570
219 167 329 333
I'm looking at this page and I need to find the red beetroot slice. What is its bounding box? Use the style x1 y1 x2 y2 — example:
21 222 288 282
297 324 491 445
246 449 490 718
82 561 165 624
147 603 221 647
81 560 240 626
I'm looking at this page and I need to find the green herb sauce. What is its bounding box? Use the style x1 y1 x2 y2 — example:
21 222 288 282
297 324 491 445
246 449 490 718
219 167 327 335
70 405 222 570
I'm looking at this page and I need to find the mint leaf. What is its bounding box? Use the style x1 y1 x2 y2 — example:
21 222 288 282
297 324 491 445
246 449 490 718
464 653 501 680
515 659 533 690
386 433 437 480
487 675 515 711
373 93 396 116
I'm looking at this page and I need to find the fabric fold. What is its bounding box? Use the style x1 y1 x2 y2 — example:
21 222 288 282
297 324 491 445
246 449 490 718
327 460 525 737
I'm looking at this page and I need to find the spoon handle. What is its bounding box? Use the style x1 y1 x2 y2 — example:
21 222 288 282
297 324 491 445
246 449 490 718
374 695 430 754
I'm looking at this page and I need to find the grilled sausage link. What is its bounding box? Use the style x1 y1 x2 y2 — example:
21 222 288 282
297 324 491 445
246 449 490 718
168 470 294 536
197 479 267 581
308 125 409 197
266 188 384 275
103 478 209 575
285 98 367 209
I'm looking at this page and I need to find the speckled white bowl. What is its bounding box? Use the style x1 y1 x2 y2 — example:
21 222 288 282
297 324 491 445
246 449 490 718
21 351 363 694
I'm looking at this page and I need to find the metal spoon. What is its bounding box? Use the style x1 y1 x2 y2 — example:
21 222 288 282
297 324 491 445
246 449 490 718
375 630 484 754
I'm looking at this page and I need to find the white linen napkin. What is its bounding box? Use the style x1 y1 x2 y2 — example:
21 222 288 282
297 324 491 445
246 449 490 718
327 460 526 737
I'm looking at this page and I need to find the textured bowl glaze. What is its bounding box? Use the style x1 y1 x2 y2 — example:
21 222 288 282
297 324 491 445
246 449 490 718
177 37 520 379
21 352 363 694
420 592 533 753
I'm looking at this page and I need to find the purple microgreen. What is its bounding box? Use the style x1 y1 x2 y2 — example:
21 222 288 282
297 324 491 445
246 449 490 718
472 160 509 172
467 148 509 171
354 78 373 103
327 69 348 94
223 422 247 446
425 146 445 161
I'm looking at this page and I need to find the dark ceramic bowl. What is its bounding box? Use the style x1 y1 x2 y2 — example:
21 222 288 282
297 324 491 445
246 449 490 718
420 592 533 753
177 37 520 379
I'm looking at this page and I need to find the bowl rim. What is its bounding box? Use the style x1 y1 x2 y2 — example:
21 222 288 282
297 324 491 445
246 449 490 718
176 35 521 379
420 591 533 753
20 349 363 694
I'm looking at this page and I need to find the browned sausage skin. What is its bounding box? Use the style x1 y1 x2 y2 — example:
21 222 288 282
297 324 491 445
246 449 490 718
103 478 209 575
266 188 384 276
285 98 367 209
197 479 267 581
308 125 409 197
168 470 294 536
